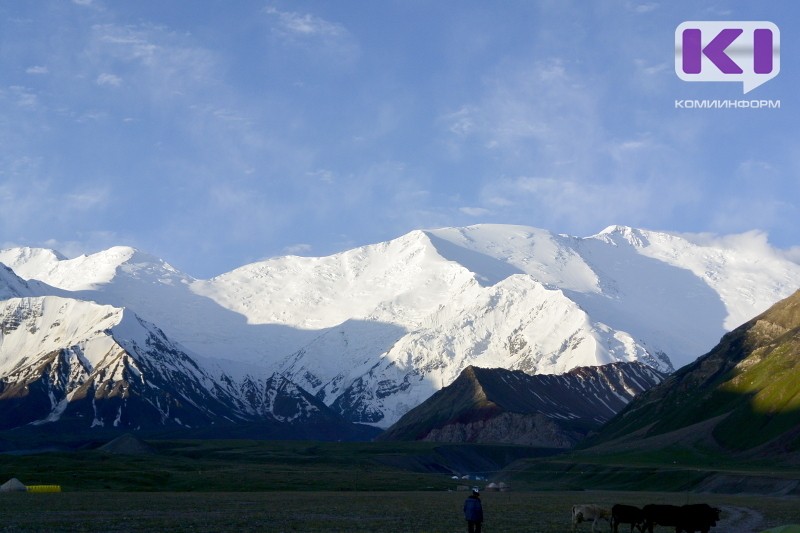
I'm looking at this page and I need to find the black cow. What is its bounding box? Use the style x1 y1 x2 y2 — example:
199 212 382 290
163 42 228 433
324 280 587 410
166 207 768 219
676 504 721 533
611 504 644 533
642 504 682 533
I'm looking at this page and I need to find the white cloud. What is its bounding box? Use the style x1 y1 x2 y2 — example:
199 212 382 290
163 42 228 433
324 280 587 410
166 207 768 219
39 231 123 259
627 2 659 13
8 86 39 109
26 65 49 75
710 198 794 236
677 230 795 263
90 23 217 98
477 173 679 237
96 73 122 87
459 207 491 217
66 186 110 210
263 6 359 66
307 169 336 184
264 6 345 38
440 58 600 170
634 59 669 76
440 106 477 136
783 247 800 265
282 243 312 255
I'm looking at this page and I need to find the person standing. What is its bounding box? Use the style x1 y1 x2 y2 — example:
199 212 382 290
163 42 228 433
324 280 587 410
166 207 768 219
463 487 484 533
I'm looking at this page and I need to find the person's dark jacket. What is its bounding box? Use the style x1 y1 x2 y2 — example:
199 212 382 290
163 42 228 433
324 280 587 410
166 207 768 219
463 495 483 522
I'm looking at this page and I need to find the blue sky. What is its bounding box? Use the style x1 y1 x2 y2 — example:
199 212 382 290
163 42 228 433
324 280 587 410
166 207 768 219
1 1 798 277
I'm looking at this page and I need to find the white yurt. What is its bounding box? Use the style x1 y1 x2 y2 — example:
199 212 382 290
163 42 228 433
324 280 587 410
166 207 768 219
0 478 27 492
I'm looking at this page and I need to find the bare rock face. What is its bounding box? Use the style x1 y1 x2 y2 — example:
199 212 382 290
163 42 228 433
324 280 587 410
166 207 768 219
423 412 581 448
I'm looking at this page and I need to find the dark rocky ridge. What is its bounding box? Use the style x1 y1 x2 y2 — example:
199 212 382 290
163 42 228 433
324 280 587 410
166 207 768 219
379 362 665 446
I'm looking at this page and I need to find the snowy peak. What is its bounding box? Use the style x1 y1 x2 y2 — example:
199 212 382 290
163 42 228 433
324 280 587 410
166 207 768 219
0 297 124 374
593 225 652 247
0 296 239 429
423 225 599 292
0 247 67 268
194 228 474 329
0 246 191 291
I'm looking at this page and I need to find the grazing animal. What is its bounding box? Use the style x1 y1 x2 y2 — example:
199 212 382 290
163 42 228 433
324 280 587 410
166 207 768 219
675 503 721 533
572 504 612 532
642 504 682 533
611 504 645 533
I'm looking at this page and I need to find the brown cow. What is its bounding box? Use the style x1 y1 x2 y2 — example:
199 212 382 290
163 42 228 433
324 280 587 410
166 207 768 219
611 504 644 533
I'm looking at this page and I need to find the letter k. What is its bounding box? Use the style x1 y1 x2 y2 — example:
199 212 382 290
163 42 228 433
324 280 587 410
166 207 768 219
683 28 743 74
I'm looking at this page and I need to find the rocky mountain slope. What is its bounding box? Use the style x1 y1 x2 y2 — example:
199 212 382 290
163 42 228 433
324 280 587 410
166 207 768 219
584 290 800 455
0 288 374 439
2 224 798 427
378 362 666 446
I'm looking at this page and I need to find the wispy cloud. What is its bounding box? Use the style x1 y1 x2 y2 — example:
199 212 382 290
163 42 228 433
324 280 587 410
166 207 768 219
440 58 600 165
7 86 39 109
438 51 707 236
38 231 123 259
66 186 111 210
89 23 217 97
25 65 49 75
263 6 359 66
784 247 800 265
627 2 659 14
677 230 800 266
96 72 122 87
282 243 312 255
459 207 491 217
440 106 477 136
264 6 345 38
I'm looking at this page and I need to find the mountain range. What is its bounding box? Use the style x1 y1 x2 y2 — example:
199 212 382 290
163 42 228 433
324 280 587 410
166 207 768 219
1 224 798 435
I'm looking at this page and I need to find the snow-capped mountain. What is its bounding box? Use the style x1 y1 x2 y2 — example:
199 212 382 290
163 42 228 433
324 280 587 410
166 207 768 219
0 295 241 429
0 295 370 437
1 224 798 427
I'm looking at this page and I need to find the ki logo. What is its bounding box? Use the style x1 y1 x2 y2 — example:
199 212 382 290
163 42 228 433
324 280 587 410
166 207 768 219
675 21 780 94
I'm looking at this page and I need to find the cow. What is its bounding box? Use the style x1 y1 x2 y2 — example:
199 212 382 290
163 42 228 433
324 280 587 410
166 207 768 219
676 504 721 533
572 504 612 532
642 504 682 533
611 504 644 533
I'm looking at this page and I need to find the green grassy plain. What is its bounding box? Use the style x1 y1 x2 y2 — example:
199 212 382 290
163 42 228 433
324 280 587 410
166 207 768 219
0 440 798 531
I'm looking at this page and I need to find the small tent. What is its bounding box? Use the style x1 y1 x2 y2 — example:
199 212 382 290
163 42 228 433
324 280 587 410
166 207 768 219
0 478 27 492
98 433 155 455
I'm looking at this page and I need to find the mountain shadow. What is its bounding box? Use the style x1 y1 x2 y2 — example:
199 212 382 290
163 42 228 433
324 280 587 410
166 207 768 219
566 230 730 370
424 232 525 286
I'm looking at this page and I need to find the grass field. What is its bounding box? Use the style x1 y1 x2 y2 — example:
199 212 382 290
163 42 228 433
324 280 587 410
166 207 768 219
0 439 798 531
0 490 798 532
0 440 550 492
